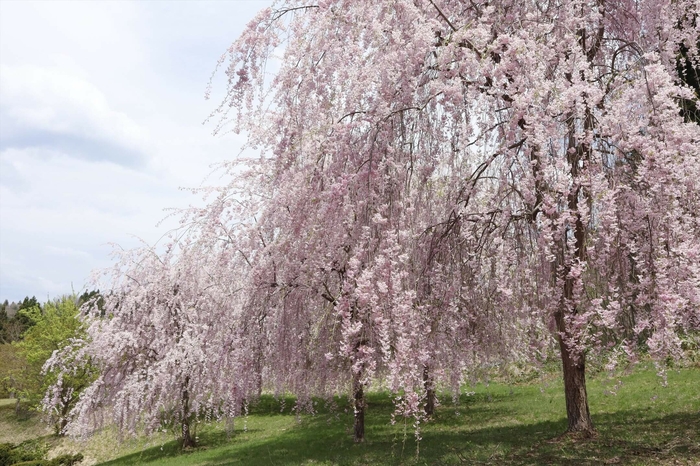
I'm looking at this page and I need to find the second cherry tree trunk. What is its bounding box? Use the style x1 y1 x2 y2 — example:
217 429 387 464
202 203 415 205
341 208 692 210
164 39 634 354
180 377 196 449
555 286 595 435
558 340 594 434
352 371 365 443
423 365 436 416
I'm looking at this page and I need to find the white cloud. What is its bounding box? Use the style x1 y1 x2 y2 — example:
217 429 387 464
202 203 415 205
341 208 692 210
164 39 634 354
0 147 190 300
0 64 151 165
0 0 274 302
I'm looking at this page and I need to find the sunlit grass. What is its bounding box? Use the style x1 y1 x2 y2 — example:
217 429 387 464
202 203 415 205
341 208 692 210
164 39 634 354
1 364 698 465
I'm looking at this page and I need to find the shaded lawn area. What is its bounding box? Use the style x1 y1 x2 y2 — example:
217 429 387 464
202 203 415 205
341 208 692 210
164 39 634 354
0 397 53 446
93 366 699 466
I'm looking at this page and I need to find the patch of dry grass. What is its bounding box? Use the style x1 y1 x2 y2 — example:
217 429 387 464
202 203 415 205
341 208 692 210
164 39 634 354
0 399 52 445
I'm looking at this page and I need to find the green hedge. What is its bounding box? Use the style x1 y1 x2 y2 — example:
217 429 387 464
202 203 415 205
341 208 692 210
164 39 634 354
0 443 82 466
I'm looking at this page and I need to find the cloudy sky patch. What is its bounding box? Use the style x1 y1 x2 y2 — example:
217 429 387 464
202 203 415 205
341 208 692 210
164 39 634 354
0 64 150 166
0 0 272 301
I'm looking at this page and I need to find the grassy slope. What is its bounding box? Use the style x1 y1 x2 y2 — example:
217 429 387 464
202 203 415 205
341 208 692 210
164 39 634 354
0 398 52 445
1 365 698 465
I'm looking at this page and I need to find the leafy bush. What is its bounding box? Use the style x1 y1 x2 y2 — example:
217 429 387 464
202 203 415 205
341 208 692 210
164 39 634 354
0 442 82 466
0 440 47 465
12 296 97 434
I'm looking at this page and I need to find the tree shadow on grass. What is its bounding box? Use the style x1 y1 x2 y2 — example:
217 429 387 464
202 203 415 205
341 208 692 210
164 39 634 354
96 428 264 466
193 405 530 465
443 410 700 466
196 409 698 466
95 392 698 466
98 438 183 466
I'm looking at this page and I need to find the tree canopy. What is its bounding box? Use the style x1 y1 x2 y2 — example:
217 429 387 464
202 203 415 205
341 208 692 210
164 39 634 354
9 296 96 433
46 0 699 444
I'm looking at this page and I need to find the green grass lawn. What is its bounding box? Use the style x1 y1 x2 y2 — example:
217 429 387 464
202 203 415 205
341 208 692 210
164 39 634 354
1 365 698 465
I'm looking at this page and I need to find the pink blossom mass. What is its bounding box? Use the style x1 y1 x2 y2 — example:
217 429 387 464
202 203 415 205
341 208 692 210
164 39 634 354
45 0 699 446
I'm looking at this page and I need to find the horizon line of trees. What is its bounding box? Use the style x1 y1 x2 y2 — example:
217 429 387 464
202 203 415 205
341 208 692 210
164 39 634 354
0 292 102 434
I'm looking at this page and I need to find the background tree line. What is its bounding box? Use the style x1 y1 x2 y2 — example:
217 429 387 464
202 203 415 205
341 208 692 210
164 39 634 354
0 292 101 434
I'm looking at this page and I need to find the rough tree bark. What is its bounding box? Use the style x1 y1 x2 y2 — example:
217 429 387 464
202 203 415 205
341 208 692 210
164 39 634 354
555 325 594 434
423 365 436 417
181 377 196 449
554 126 595 435
352 370 365 443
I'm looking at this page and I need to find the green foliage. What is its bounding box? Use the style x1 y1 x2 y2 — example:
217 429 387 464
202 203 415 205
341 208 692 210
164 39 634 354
11 454 84 466
11 296 96 433
18 298 39 312
0 297 40 344
0 345 22 399
75 291 103 315
0 441 83 466
678 331 700 367
0 439 50 465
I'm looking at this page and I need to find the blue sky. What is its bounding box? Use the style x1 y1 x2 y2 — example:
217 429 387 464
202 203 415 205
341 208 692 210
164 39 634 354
0 0 272 302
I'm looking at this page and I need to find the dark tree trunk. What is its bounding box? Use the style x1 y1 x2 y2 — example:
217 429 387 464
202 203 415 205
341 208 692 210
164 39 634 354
56 396 71 436
181 417 196 449
555 298 595 435
555 247 595 435
352 371 365 443
180 377 196 449
423 365 436 417
531 138 594 434
254 338 264 397
556 332 595 434
553 111 595 436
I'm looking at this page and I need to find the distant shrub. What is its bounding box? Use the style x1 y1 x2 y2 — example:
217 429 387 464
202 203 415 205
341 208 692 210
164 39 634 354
0 441 82 466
